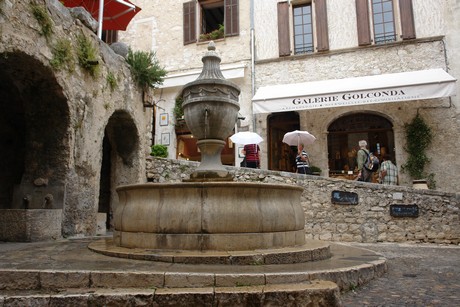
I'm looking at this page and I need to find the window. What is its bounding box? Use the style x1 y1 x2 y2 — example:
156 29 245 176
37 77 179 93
277 0 329 57
183 0 239 45
356 0 415 46
372 0 396 44
293 4 313 54
102 30 118 45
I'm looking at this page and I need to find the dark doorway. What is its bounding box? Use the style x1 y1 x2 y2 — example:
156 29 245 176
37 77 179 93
328 113 394 177
98 134 112 230
268 112 300 172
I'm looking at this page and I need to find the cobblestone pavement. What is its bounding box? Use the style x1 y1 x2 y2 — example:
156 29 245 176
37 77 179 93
341 243 460 307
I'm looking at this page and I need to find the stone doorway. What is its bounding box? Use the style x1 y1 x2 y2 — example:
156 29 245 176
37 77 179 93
267 112 300 172
98 111 140 232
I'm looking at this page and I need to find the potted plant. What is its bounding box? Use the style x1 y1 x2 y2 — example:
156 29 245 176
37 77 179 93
199 25 225 42
401 113 435 189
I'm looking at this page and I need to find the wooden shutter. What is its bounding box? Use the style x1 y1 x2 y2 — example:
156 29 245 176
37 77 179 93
399 0 416 40
225 0 239 36
356 0 371 46
183 1 196 45
277 2 290 57
315 0 329 51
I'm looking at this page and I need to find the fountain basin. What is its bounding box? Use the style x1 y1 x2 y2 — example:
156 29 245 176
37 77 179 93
114 182 306 251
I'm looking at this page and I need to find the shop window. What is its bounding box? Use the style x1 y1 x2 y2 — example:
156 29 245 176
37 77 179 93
183 0 239 45
327 113 394 179
277 0 329 57
356 0 415 46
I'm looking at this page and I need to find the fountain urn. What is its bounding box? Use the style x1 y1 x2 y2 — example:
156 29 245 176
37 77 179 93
181 42 240 181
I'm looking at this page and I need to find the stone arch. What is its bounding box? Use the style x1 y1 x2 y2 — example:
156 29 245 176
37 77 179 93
327 112 395 178
98 110 141 231
267 111 300 172
0 51 70 210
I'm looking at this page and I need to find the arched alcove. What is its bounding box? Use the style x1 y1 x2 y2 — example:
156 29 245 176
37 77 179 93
99 110 140 231
327 113 394 178
0 51 70 210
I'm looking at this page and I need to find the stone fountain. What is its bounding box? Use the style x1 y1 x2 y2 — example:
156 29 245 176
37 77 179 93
88 43 386 305
110 42 307 254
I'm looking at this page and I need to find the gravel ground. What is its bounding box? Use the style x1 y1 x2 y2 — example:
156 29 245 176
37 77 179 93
341 243 460 307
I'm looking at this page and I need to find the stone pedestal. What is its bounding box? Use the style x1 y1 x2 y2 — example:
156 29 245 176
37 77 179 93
0 209 62 241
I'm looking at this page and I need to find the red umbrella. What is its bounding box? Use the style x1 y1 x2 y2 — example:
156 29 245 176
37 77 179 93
62 0 141 37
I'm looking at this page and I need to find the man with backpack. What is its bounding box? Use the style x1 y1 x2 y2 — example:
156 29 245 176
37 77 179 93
357 140 373 182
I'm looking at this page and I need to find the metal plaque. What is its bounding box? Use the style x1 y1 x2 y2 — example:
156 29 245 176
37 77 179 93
331 190 359 205
390 204 419 217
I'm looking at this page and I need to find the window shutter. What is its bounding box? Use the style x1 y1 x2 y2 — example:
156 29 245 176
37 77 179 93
225 0 239 36
183 1 196 45
355 0 371 46
315 0 329 51
399 0 416 40
277 2 290 57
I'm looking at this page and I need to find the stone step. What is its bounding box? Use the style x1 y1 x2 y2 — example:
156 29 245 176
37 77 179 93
0 281 341 306
88 238 332 265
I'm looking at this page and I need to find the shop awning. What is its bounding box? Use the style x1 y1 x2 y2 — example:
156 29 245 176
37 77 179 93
252 69 457 114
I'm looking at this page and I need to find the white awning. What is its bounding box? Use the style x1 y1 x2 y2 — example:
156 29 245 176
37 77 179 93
160 63 246 89
252 69 457 114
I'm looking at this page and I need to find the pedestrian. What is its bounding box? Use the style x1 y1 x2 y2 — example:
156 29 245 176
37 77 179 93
242 143 260 168
296 144 312 174
356 140 372 182
380 154 398 185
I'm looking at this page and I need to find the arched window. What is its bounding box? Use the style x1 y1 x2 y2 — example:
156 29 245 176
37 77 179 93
327 113 394 176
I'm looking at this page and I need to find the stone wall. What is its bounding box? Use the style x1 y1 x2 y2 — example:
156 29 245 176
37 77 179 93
147 157 460 244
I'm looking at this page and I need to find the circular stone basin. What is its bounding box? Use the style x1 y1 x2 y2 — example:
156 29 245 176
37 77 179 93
114 182 305 251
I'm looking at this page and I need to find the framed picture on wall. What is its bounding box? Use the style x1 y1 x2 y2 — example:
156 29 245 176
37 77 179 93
161 133 170 146
160 113 169 126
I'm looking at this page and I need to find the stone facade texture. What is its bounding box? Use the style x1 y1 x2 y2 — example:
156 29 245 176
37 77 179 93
121 0 460 194
1 0 151 238
147 157 460 245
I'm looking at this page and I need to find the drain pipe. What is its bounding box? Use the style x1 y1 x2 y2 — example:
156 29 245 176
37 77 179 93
250 0 256 132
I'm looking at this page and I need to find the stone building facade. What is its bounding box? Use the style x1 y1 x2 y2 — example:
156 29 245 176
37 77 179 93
0 0 152 239
121 0 460 193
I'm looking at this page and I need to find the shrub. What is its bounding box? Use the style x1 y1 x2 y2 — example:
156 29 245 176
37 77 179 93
50 39 74 71
151 144 168 158
126 49 167 90
76 34 99 77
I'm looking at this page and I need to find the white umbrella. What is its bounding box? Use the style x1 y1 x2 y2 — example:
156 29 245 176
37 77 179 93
282 130 316 147
230 131 263 145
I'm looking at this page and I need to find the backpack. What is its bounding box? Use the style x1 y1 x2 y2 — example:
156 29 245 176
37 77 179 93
362 150 379 172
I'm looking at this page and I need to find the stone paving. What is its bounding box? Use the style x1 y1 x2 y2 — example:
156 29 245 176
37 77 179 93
341 242 460 307
0 238 459 306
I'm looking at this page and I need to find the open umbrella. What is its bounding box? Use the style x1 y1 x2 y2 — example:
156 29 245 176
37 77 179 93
62 0 141 38
230 131 263 145
282 130 316 147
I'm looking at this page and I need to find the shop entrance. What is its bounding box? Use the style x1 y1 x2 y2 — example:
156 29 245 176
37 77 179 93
327 113 394 180
268 112 300 172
